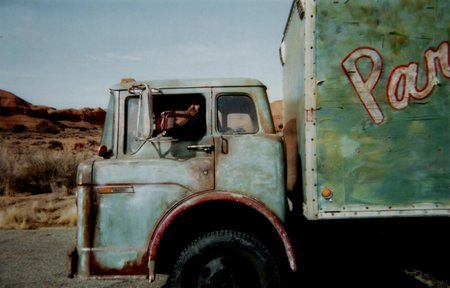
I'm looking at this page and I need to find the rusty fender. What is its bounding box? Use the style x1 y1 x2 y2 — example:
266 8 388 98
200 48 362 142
147 191 297 282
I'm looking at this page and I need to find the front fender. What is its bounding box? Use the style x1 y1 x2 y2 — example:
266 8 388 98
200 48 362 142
147 191 297 282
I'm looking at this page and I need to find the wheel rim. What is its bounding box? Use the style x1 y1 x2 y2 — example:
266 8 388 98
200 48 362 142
169 231 281 288
196 254 259 288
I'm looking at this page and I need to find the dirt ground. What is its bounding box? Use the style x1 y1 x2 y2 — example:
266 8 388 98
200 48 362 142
0 227 167 288
1 227 448 288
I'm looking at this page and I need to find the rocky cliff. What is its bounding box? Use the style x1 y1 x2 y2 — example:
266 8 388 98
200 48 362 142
0 89 283 132
0 89 105 131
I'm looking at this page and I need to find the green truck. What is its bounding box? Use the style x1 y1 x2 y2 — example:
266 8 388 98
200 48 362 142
69 0 449 287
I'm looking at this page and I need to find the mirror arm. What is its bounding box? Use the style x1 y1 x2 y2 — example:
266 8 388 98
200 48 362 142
148 137 179 143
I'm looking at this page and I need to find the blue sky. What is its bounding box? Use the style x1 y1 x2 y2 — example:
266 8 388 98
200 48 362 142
0 0 292 108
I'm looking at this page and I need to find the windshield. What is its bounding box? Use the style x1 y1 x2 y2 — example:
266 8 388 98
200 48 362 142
100 92 116 155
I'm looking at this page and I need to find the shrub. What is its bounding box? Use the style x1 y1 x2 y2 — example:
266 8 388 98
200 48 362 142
0 148 19 196
0 147 93 195
48 140 64 150
11 124 27 133
35 121 60 134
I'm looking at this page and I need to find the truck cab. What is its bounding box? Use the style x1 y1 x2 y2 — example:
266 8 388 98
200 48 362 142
73 78 295 286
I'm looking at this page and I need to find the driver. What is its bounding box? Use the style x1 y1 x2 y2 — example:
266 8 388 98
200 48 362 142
157 100 206 141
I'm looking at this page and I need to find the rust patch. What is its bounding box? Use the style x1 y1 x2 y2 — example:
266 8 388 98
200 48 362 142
90 251 148 276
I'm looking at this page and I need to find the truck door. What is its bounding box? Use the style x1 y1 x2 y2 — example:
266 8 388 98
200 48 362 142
212 87 286 220
88 88 215 275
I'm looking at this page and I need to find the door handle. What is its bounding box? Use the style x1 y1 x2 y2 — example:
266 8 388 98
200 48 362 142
187 144 215 153
221 137 228 154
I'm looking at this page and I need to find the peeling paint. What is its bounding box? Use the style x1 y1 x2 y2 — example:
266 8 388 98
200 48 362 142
340 135 360 158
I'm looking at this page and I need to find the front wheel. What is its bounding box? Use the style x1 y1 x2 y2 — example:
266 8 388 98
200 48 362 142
166 230 282 288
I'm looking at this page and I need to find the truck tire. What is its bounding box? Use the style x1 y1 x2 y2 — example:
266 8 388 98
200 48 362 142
166 230 281 288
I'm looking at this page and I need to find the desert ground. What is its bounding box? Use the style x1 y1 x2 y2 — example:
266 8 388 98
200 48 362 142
1 227 448 288
0 128 101 230
0 227 170 288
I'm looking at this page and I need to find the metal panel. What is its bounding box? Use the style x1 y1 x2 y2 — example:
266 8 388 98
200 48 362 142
212 87 286 220
283 0 450 219
282 0 319 219
316 0 450 217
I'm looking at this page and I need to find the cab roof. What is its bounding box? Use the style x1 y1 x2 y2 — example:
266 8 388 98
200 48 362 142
110 78 266 91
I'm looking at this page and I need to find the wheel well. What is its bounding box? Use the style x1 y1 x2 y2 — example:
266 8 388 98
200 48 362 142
155 201 288 275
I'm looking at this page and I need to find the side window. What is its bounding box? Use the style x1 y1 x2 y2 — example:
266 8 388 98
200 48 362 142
152 94 206 141
125 96 142 153
217 95 258 134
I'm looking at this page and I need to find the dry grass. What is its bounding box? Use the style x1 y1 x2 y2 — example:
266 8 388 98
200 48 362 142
0 194 77 229
0 148 89 196
0 128 100 229
0 128 100 196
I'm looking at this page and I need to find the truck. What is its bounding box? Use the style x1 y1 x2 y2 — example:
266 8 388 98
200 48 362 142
69 0 449 287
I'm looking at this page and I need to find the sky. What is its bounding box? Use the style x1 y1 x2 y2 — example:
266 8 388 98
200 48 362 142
0 0 292 109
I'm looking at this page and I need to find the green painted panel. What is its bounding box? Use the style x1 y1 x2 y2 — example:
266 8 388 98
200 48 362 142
314 0 449 210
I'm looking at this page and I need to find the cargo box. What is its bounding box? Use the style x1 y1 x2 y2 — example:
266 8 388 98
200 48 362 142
281 0 449 219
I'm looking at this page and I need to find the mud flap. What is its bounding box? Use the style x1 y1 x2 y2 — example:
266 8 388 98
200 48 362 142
67 246 78 278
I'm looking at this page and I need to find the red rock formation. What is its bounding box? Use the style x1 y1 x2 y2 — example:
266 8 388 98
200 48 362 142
1 88 277 133
48 107 105 125
0 90 31 116
0 89 105 131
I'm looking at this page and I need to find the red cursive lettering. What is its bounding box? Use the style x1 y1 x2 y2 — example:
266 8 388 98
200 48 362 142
342 41 449 124
387 41 450 110
341 47 384 124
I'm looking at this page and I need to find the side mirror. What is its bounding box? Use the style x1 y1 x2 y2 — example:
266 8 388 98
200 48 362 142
129 84 153 141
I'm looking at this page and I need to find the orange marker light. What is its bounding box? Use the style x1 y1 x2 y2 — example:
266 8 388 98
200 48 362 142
321 187 333 199
96 186 114 194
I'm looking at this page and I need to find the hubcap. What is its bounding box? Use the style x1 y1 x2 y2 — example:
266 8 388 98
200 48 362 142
198 256 243 288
